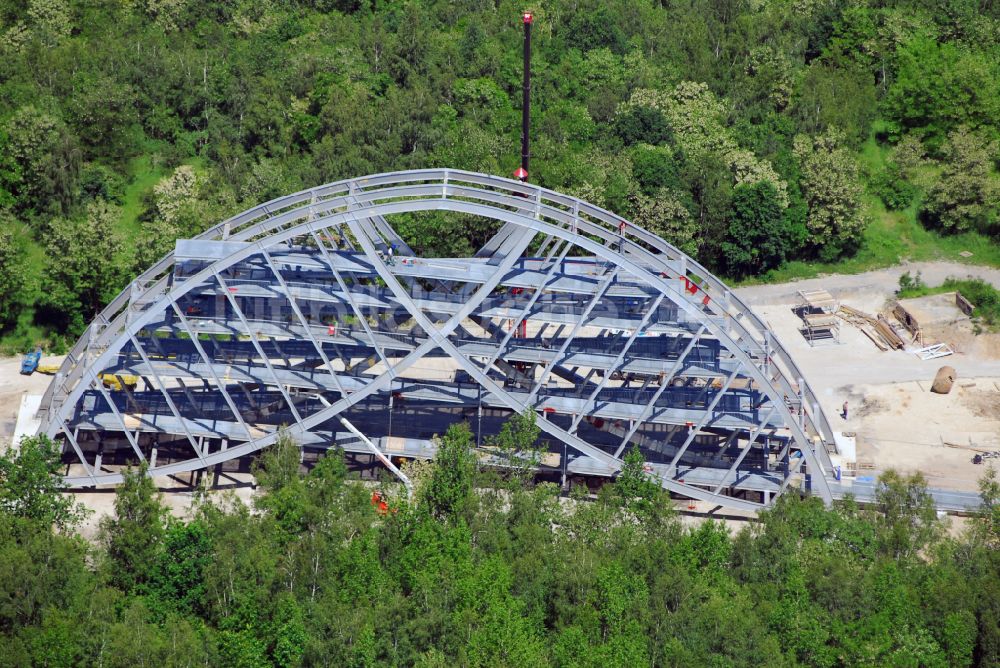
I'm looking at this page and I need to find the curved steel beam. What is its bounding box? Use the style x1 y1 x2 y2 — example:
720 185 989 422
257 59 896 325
40 170 834 509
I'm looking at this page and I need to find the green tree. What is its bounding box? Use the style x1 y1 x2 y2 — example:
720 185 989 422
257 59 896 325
0 434 86 530
486 411 542 486
630 144 682 197
0 224 25 330
613 105 673 147
42 199 127 335
721 181 792 278
3 106 80 215
148 519 211 616
67 74 138 164
873 470 941 561
627 188 698 257
882 38 1000 150
792 63 878 146
614 446 660 510
872 162 918 211
793 130 866 260
100 464 167 593
424 422 476 523
920 126 999 233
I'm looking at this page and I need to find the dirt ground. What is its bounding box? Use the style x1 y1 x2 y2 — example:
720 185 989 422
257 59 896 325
737 264 1000 493
0 354 64 445
847 379 1000 492
69 472 257 541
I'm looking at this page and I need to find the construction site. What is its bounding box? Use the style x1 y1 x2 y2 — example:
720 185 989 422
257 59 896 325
2 13 998 519
2 169 997 521
741 263 1000 499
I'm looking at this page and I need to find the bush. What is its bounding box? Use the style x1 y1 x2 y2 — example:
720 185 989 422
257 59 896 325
873 165 917 210
897 270 925 294
943 278 1000 330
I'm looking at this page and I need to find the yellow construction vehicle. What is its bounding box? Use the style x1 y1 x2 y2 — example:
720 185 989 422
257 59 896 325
99 374 139 391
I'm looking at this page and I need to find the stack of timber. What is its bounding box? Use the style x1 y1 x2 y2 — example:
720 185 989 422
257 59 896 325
837 305 885 350
874 315 906 350
836 305 906 351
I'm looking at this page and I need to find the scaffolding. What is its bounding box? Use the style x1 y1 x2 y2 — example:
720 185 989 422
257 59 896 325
797 289 840 346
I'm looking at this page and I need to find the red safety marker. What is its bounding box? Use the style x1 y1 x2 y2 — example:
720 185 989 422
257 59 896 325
522 11 533 24
513 166 528 181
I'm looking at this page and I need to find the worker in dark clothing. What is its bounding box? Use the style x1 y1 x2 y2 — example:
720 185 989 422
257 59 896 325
387 243 395 266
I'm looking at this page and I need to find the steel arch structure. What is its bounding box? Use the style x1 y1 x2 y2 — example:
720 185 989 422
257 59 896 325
37 169 838 511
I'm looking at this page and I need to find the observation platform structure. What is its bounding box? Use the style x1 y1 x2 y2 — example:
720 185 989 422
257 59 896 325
34 170 840 511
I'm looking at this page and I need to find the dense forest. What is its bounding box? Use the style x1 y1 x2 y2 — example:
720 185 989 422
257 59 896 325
0 426 999 666
2 0 1000 351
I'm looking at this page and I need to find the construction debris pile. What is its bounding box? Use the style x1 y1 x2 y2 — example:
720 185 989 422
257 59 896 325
833 300 955 359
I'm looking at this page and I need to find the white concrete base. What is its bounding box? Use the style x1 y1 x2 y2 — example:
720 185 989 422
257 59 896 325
11 393 42 450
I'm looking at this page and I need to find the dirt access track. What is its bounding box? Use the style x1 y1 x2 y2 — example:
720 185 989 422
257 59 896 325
738 261 1000 492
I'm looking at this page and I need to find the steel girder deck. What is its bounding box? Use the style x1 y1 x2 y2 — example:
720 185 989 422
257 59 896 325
35 169 839 511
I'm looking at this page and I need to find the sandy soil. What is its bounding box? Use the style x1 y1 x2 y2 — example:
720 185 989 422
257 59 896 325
737 264 1000 493
0 354 65 446
848 379 1000 492
70 472 257 541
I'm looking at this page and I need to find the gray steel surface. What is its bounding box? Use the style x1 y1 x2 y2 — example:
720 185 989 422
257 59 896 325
39 169 847 510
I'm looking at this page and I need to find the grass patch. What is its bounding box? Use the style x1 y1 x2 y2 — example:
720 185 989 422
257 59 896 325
118 155 169 237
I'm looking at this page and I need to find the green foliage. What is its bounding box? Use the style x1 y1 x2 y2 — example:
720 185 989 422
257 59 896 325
613 106 673 147
3 106 80 215
99 464 167 593
722 181 793 278
629 144 682 197
0 224 26 330
794 130 866 260
920 126 999 234
613 446 660 512
423 422 476 523
882 38 1000 151
5 424 1000 666
897 270 925 293
873 470 941 560
4 0 1000 344
792 62 878 146
0 434 87 530
40 199 128 335
485 410 542 486
872 163 918 211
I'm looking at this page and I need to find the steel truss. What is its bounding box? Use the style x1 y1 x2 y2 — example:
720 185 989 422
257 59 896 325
37 170 839 510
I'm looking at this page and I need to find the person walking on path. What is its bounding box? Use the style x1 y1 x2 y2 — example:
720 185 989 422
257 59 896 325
842 400 849 420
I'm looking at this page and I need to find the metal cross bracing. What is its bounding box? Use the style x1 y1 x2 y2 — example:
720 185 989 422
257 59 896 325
35 169 840 511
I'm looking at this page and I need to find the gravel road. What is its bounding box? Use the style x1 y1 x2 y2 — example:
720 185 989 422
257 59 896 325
736 261 1000 305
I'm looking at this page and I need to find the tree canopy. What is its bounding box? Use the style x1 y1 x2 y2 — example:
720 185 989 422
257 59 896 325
1 0 1000 350
1 426 999 665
